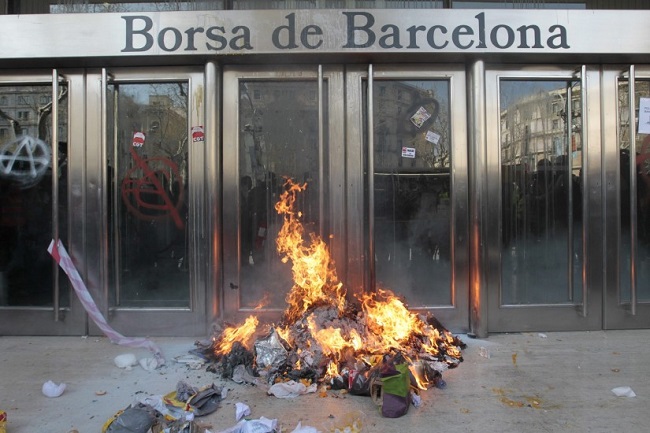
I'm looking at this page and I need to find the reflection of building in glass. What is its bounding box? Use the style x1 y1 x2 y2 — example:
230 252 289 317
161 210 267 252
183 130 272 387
0 86 54 143
617 81 650 152
501 88 582 174
500 86 582 174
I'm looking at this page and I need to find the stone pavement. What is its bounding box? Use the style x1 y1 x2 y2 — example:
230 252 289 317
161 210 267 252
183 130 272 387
1 330 649 432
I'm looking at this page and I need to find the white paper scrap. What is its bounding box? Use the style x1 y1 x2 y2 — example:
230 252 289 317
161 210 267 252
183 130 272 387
42 380 66 398
612 386 636 397
235 402 251 421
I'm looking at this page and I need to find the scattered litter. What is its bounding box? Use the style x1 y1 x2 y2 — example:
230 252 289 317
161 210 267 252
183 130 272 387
267 380 318 398
372 359 411 418
137 395 188 422
187 383 223 416
478 347 490 358
42 380 66 398
102 402 160 433
114 353 138 370
235 402 251 421
290 422 321 433
411 393 422 408
538 333 547 339
138 357 160 371
176 381 199 402
95 390 107 396
174 354 206 370
231 364 263 386
107 381 223 432
611 386 636 397
214 416 277 433
0 410 6 433
430 361 448 373
254 328 289 370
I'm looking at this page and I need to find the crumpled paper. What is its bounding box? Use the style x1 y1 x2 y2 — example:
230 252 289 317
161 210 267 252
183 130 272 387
235 402 251 421
267 380 318 398
42 380 66 398
114 353 138 370
214 416 277 433
138 357 159 371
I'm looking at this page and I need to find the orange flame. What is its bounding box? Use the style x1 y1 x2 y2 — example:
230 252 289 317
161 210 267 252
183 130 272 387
212 178 462 380
359 288 423 352
213 315 259 356
275 179 345 323
306 314 363 360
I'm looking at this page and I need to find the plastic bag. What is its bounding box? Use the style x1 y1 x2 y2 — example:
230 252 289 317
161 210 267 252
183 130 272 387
376 361 411 418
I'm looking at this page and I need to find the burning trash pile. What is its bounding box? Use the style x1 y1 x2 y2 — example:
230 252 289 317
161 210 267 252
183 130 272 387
196 179 465 416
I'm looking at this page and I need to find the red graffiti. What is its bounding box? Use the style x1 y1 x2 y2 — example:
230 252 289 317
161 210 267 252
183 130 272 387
121 146 185 229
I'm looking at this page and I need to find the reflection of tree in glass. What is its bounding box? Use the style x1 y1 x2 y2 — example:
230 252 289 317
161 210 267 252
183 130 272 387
117 83 189 185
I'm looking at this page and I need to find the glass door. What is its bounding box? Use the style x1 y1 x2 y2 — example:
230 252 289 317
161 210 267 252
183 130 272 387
222 66 344 322
88 67 208 336
0 70 86 335
602 65 650 329
222 65 469 332
486 66 602 332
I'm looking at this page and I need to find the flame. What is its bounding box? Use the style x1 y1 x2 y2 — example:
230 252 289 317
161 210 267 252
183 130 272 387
325 360 340 378
213 315 259 356
275 179 345 323
306 314 363 360
211 177 463 386
408 364 429 390
359 288 423 352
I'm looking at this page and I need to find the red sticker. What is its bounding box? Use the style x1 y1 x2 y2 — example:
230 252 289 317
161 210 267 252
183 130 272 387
191 125 204 143
132 131 145 147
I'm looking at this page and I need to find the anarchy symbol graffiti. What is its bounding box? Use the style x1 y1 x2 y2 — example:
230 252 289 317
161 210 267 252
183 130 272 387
121 147 186 230
0 135 51 188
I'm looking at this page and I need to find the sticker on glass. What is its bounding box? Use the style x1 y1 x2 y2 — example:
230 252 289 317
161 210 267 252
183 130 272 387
192 125 205 142
132 131 145 147
410 106 432 128
402 146 416 158
425 130 441 144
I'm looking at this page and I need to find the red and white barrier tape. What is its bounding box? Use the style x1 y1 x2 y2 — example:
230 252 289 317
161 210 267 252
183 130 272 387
48 239 165 366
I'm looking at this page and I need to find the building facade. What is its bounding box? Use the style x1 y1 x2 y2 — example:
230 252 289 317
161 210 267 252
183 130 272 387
0 1 649 338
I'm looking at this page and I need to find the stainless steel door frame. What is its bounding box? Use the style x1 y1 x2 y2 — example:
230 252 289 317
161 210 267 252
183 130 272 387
602 65 650 329
0 70 86 335
85 67 208 336
485 65 603 332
